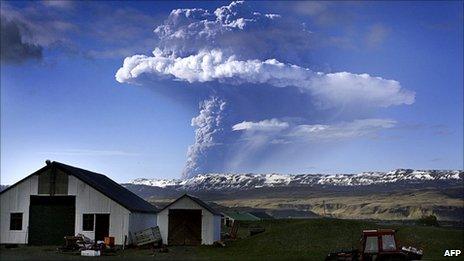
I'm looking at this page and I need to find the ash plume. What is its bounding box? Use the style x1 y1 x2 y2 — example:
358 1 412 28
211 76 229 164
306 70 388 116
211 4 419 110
183 97 229 178
116 1 415 179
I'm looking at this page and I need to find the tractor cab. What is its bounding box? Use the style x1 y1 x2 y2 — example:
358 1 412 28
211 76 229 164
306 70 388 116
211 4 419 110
325 228 423 261
361 229 403 260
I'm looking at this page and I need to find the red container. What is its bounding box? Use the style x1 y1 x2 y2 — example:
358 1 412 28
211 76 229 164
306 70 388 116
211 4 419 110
104 236 115 247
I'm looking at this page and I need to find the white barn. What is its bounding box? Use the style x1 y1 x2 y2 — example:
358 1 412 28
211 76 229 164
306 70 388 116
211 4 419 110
0 161 157 245
157 194 221 245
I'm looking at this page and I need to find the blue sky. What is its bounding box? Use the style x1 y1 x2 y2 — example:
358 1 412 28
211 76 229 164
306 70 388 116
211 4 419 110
1 1 462 184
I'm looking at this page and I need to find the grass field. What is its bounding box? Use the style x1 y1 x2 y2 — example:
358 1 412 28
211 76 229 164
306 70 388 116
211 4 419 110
1 219 463 260
198 219 464 260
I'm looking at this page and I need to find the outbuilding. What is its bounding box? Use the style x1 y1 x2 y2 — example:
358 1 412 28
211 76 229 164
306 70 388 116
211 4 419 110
157 194 221 245
222 211 260 226
249 211 274 220
0 161 157 246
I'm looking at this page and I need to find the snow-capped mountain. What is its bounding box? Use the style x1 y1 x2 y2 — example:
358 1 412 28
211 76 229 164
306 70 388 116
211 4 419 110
128 169 463 191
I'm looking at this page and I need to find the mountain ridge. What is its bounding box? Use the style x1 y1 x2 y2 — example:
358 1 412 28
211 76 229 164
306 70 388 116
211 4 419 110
123 169 463 221
127 169 463 191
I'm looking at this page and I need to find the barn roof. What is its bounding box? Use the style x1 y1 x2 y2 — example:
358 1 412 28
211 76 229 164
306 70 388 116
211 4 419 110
160 194 221 216
0 161 157 213
249 211 274 219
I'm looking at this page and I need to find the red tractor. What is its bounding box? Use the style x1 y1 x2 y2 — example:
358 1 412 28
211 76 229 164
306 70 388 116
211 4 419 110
325 229 423 261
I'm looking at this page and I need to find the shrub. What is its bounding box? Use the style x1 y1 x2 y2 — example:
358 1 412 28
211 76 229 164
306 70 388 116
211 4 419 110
417 215 439 227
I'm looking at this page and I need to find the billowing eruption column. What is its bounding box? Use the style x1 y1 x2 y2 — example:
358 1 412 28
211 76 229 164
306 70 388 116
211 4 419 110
183 97 228 179
115 1 415 179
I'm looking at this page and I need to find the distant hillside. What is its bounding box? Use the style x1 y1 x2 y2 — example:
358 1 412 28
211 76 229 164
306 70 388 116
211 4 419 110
122 169 463 222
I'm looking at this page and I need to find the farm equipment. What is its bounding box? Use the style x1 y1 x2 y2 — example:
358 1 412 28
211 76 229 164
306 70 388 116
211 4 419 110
325 229 423 261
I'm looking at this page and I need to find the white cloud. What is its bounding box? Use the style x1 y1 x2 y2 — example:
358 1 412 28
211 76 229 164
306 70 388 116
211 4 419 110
290 118 397 141
116 49 414 108
232 118 397 143
232 119 289 132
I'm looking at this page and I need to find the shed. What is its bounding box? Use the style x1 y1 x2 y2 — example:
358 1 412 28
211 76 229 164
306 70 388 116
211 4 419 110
0 161 157 246
249 211 274 220
224 212 260 223
157 194 221 245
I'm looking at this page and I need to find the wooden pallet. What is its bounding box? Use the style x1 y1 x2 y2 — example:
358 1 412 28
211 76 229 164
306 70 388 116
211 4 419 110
133 226 162 246
229 221 240 239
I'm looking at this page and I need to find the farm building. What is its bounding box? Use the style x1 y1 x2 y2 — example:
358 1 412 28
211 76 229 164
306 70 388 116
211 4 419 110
222 212 260 226
157 194 221 245
249 211 274 220
0 161 157 246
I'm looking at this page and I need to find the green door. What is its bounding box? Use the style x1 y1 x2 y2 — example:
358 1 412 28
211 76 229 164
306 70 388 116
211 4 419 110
28 196 75 245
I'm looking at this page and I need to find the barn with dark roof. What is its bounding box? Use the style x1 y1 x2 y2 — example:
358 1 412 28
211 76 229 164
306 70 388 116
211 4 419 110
0 161 157 245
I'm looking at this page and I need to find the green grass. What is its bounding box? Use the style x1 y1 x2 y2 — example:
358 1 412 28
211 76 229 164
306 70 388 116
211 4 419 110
1 219 463 260
196 219 464 261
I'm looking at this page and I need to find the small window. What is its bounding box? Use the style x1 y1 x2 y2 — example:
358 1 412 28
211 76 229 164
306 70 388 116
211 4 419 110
382 234 396 251
364 236 379 253
10 213 23 230
83 214 94 231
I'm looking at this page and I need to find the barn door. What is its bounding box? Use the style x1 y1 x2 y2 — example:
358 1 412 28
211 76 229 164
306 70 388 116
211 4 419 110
168 209 202 245
28 196 75 245
95 214 110 241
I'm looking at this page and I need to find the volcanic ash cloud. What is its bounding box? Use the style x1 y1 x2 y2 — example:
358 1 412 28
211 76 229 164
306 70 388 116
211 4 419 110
116 1 415 179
